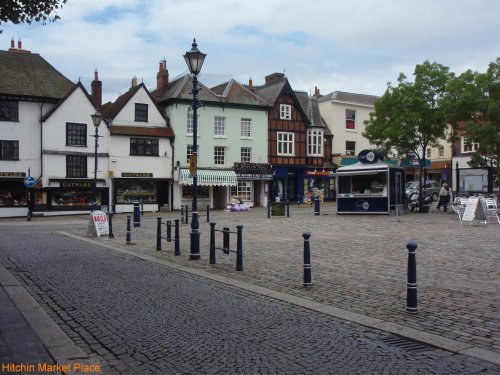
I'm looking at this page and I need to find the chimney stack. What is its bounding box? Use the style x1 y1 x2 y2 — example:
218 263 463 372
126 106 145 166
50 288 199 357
264 73 285 85
91 69 102 109
131 76 138 87
156 58 169 93
314 86 321 97
18 39 22 49
248 77 253 88
10 38 15 48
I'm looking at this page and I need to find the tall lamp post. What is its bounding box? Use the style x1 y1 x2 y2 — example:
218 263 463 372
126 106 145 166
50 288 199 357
184 38 206 260
91 109 103 211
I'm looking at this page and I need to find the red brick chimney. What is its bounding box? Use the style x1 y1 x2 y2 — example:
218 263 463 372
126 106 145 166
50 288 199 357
9 38 31 53
91 69 102 109
156 59 169 92
10 38 15 49
314 86 321 98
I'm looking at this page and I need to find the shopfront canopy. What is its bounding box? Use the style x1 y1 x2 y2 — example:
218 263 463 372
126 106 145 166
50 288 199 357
179 168 237 186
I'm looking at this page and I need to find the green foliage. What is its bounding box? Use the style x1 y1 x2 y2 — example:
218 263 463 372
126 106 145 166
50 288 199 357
0 0 68 32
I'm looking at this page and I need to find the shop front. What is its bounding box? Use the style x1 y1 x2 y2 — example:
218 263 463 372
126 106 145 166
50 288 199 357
0 172 30 217
304 169 335 203
178 168 237 209
233 163 273 207
336 150 406 215
113 173 170 213
272 167 304 203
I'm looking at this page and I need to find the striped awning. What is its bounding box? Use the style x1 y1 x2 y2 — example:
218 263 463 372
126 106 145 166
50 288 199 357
179 168 237 186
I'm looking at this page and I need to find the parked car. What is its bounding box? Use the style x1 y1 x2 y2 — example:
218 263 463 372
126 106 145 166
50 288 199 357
405 180 440 201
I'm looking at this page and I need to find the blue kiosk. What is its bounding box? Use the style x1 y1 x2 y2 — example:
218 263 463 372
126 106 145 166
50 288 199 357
336 150 406 215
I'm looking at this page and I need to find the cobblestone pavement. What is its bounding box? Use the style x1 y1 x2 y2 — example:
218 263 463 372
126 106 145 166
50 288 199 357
0 220 499 374
72 203 500 359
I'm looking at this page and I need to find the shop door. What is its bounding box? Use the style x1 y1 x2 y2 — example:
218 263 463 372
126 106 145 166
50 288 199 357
213 186 226 209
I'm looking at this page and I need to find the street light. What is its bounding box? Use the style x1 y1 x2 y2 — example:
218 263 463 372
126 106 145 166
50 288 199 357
91 109 103 211
184 38 206 260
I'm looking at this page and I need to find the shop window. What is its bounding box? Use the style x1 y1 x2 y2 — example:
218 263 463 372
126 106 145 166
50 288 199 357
345 141 356 156
116 180 157 204
346 109 356 130
0 182 27 206
0 140 19 160
135 103 148 122
130 138 159 156
241 147 251 163
66 155 87 178
52 190 94 208
66 123 87 146
241 118 252 138
182 185 209 199
280 104 291 120
237 180 252 202
0 100 19 122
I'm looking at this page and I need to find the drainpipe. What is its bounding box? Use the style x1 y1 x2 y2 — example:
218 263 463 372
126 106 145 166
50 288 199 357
39 103 44 179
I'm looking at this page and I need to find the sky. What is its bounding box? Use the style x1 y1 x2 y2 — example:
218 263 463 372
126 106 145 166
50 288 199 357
1 0 499 103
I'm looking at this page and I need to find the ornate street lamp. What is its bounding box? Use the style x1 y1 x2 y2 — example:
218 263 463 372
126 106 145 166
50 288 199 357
184 38 206 260
91 109 103 211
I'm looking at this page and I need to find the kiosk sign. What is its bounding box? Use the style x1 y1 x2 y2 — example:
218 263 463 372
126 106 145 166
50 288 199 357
24 176 36 188
88 210 109 237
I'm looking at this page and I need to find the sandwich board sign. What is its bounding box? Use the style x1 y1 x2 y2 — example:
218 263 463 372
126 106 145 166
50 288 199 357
461 197 486 225
87 210 109 237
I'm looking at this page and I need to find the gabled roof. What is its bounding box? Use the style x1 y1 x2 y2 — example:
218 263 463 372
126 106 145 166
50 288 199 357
154 73 222 104
101 83 167 121
318 90 379 107
306 96 332 136
0 50 73 101
210 79 269 107
253 78 288 106
40 81 94 122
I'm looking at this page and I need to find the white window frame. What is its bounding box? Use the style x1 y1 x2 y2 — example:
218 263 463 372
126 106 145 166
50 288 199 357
187 113 194 135
439 145 445 157
307 129 323 156
214 146 225 165
241 147 252 163
214 116 226 137
462 137 479 153
346 109 356 130
280 104 292 120
345 141 356 156
241 118 252 138
277 132 295 156
186 144 194 163
237 180 252 202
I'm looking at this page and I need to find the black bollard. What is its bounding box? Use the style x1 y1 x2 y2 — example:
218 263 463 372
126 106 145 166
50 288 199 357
185 205 189 224
156 217 162 251
406 241 418 313
181 205 185 223
209 222 216 265
303 232 312 286
267 203 271 219
108 213 114 239
133 202 140 227
223 227 230 254
141 200 144 216
174 219 180 256
126 215 132 244
287 199 290 217
166 220 172 242
236 225 243 271
314 198 320 216
206 204 210 222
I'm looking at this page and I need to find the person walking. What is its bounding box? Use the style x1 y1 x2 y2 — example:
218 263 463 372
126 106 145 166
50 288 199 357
436 183 450 212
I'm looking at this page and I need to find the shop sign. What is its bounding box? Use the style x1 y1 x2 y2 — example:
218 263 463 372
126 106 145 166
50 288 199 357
87 210 109 237
61 181 93 188
305 170 331 176
122 173 153 178
237 173 273 181
0 172 26 178
234 162 272 174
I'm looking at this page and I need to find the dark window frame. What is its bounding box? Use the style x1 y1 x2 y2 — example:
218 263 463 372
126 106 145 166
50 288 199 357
66 155 87 178
135 103 148 122
130 137 159 156
0 100 19 122
66 123 87 146
0 140 19 160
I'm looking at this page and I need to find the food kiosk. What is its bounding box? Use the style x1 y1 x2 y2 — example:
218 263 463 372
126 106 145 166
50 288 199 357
335 150 405 215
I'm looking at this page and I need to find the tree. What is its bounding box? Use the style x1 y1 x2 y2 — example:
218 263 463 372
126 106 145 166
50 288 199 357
363 61 454 205
445 58 500 181
0 0 68 32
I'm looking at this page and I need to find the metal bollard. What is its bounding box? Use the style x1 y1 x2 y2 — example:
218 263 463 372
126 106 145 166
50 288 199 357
267 203 271 219
126 215 132 244
314 198 320 216
174 219 180 256
185 205 189 224
303 232 312 286
133 202 141 227
166 220 172 242
209 222 216 264
206 204 210 222
108 213 114 239
156 217 162 251
287 199 290 217
406 241 418 313
223 227 230 254
236 225 243 271
141 200 144 216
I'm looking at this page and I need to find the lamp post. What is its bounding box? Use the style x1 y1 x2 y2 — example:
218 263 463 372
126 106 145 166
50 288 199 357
91 109 103 211
184 38 206 260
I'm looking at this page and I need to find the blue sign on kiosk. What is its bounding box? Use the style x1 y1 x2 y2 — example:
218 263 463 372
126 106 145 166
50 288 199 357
24 176 36 188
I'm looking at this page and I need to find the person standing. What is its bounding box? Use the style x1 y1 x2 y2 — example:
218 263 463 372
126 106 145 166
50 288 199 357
436 183 450 211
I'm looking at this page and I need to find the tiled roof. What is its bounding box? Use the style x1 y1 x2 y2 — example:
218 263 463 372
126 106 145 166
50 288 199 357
211 79 269 107
0 50 73 100
319 90 379 106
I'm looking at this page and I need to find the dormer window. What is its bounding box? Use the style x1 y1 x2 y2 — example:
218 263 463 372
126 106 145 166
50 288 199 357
280 104 292 120
135 103 148 122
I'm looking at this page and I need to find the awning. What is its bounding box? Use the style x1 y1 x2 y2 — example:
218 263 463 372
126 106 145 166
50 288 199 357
179 168 237 186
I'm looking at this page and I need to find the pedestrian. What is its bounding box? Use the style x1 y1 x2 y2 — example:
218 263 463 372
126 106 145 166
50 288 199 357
436 183 450 212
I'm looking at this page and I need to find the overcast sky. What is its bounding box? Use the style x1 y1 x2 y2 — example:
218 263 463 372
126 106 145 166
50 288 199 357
2 0 499 103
